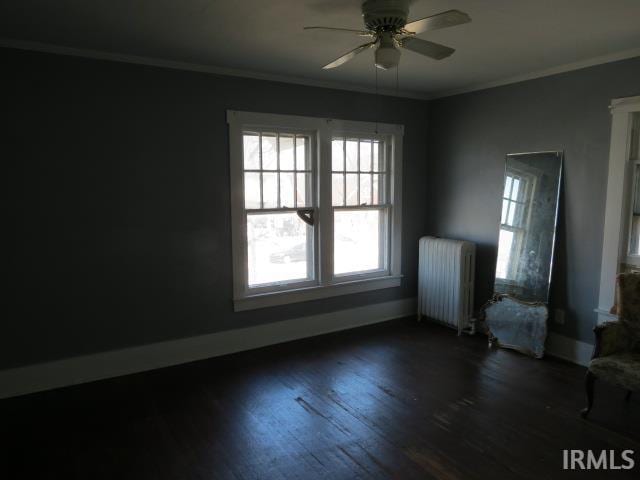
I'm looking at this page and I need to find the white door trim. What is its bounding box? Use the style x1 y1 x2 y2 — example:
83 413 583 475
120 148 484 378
596 96 640 324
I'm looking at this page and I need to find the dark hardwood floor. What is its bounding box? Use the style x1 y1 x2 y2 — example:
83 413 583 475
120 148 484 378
1 318 639 479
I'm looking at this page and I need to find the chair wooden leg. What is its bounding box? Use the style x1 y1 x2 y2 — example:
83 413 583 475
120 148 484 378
626 390 632 402
581 371 596 418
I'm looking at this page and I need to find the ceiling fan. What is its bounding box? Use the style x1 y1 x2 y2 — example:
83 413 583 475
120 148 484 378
304 0 471 70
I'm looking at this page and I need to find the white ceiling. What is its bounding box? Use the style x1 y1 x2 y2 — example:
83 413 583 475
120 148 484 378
1 0 639 98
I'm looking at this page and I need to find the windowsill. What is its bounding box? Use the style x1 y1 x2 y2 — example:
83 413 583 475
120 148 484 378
594 307 618 323
234 275 403 312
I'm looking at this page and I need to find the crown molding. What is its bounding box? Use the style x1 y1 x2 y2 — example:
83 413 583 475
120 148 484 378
429 47 640 100
2 38 639 103
0 38 430 101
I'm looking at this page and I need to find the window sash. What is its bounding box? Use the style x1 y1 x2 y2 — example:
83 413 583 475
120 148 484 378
330 136 388 208
243 131 313 210
240 128 319 295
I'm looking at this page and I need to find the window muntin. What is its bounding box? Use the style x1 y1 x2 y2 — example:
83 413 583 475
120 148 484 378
242 131 314 288
331 137 389 277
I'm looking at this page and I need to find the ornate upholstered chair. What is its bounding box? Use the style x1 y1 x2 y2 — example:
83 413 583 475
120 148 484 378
581 273 640 418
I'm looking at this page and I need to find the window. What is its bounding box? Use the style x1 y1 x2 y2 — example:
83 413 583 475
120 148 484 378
228 111 403 311
496 173 532 280
596 96 640 324
331 137 389 276
624 113 640 268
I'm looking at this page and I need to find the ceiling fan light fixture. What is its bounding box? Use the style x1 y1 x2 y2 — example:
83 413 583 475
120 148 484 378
375 33 400 70
375 43 400 70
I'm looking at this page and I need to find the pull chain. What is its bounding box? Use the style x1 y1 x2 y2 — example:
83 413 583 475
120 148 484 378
375 63 379 134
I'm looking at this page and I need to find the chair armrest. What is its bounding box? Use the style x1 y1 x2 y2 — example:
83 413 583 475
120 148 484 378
593 321 630 358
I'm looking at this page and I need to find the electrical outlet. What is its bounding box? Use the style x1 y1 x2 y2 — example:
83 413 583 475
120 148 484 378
554 309 565 325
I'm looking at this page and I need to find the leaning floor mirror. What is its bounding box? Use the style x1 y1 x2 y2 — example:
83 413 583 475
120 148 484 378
485 151 563 358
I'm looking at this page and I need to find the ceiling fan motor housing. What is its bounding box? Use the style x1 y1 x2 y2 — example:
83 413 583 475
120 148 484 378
362 0 409 31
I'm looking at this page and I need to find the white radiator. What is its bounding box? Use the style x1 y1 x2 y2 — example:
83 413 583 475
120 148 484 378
418 236 476 335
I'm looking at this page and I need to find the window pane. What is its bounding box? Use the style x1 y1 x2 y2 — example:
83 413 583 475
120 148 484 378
280 172 294 208
496 229 514 279
372 174 380 204
346 140 358 171
633 165 640 214
360 141 372 172
262 172 278 208
511 178 520 200
373 174 385 204
512 202 524 227
332 138 344 172
373 141 381 171
280 135 294 170
332 173 344 206
247 212 310 286
504 176 513 198
244 172 261 209
630 165 640 256
334 209 382 275
262 134 277 170
360 174 372 205
501 199 509 224
631 216 640 256
296 136 307 170
243 134 260 170
631 114 640 160
507 201 516 226
296 172 309 207
345 173 358 205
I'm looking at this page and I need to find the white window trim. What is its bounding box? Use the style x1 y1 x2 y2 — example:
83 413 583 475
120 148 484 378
596 95 640 324
227 110 404 312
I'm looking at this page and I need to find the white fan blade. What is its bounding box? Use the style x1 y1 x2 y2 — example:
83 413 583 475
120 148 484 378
401 37 455 60
304 26 373 36
404 9 471 35
322 42 375 69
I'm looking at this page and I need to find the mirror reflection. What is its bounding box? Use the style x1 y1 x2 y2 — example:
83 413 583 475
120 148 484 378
628 164 640 257
494 152 563 302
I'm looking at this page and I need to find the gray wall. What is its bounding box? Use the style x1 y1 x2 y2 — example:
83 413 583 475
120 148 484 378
2 47 428 369
427 56 640 343
5 45 639 369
